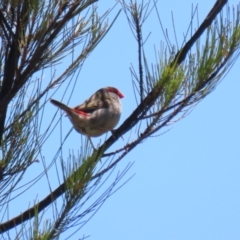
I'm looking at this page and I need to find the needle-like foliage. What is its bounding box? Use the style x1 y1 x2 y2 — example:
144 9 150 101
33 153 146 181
0 0 239 239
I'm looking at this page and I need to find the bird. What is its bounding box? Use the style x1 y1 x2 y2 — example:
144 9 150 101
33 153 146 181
50 86 124 148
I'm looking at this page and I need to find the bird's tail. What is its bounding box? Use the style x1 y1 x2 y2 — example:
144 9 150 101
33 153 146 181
50 99 73 116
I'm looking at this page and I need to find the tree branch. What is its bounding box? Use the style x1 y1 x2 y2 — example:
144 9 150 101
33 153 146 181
0 0 227 233
171 0 227 67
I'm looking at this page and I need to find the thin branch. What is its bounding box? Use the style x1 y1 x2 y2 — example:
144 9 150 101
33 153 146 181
171 0 227 67
0 0 230 233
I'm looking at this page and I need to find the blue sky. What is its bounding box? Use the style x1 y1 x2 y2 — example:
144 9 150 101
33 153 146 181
75 1 240 240
5 1 240 239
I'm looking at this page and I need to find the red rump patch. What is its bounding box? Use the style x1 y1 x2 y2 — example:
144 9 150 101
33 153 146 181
72 108 90 116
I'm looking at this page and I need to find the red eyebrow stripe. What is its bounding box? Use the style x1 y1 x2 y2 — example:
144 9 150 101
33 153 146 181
117 91 124 98
72 108 90 116
108 88 124 98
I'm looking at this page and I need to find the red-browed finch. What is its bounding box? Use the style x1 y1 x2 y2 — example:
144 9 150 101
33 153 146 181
50 87 124 146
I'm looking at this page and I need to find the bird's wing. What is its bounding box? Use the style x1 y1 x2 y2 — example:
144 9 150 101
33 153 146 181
74 99 111 113
74 90 111 113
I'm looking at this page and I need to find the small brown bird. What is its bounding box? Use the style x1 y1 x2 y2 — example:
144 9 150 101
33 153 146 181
50 86 124 148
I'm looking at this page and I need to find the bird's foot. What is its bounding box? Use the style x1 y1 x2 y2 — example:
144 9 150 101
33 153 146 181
111 129 124 140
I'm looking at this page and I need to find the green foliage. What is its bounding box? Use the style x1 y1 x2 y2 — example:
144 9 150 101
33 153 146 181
1 1 240 239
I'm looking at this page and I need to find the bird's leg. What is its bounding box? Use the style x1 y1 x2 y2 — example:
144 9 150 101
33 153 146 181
88 136 96 150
